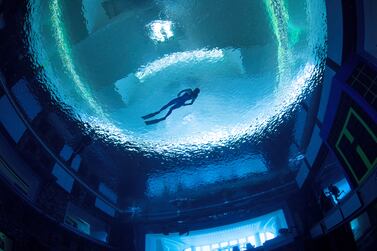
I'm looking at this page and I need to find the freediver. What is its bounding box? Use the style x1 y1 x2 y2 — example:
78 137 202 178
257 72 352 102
142 88 200 125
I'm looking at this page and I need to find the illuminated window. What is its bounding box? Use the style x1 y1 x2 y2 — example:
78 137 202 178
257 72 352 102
238 238 246 244
323 178 352 204
229 240 237 246
247 236 256 246
350 212 371 241
211 243 219 249
265 232 275 241
184 248 192 251
259 233 266 244
220 242 229 248
146 209 288 250
0 96 26 143
201 245 210 251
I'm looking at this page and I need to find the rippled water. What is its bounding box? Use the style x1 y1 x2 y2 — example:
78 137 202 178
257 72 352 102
11 0 329 206
26 0 327 155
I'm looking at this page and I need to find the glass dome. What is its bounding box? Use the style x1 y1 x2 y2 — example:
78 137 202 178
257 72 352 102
0 0 328 215
26 0 326 153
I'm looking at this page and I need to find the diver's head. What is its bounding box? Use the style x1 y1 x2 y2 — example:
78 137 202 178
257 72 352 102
193 88 200 96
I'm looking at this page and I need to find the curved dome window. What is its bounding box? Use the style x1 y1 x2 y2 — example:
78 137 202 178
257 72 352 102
26 0 327 152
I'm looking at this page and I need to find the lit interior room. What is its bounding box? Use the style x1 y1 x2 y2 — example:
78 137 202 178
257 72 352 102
0 0 376 250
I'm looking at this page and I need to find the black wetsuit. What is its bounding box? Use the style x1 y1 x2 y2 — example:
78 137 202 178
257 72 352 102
142 88 199 125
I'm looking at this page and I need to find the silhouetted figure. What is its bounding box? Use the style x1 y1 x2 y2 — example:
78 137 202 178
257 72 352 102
327 183 342 202
246 243 255 250
319 190 333 213
142 88 200 125
232 246 240 251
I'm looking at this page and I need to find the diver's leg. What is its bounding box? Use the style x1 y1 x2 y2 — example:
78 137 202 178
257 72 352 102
145 118 164 125
144 105 179 125
142 99 177 120
159 99 177 112
162 105 178 119
142 111 160 120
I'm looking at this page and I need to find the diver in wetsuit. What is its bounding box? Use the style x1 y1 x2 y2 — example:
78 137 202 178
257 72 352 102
142 88 200 125
327 184 343 202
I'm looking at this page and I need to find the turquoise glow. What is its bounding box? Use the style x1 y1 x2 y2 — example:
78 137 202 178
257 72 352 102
27 0 327 152
49 0 102 114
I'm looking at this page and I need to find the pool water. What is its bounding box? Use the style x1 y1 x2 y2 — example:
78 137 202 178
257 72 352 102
26 0 327 153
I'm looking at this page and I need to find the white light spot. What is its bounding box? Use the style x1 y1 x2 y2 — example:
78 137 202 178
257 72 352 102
135 48 224 80
147 20 174 42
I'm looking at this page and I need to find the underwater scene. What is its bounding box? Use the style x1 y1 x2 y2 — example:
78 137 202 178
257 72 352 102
13 0 328 212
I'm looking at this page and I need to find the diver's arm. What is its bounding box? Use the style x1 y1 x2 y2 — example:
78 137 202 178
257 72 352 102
184 97 196 106
177 89 191 97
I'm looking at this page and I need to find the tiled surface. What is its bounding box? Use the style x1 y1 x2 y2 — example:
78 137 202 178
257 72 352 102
0 95 26 143
347 63 377 109
52 163 74 193
11 79 42 120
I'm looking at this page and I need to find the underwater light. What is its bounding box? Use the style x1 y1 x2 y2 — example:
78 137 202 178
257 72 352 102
26 0 327 153
135 48 224 81
147 20 174 42
145 209 288 250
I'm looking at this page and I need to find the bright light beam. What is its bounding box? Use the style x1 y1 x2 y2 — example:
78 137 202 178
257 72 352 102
50 0 102 115
147 20 174 42
135 48 224 81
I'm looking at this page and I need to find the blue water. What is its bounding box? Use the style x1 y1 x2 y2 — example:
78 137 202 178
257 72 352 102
24 0 327 203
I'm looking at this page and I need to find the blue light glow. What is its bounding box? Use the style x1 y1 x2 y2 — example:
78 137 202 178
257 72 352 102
146 155 268 197
323 178 352 204
26 0 327 153
145 209 288 251
147 20 174 42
